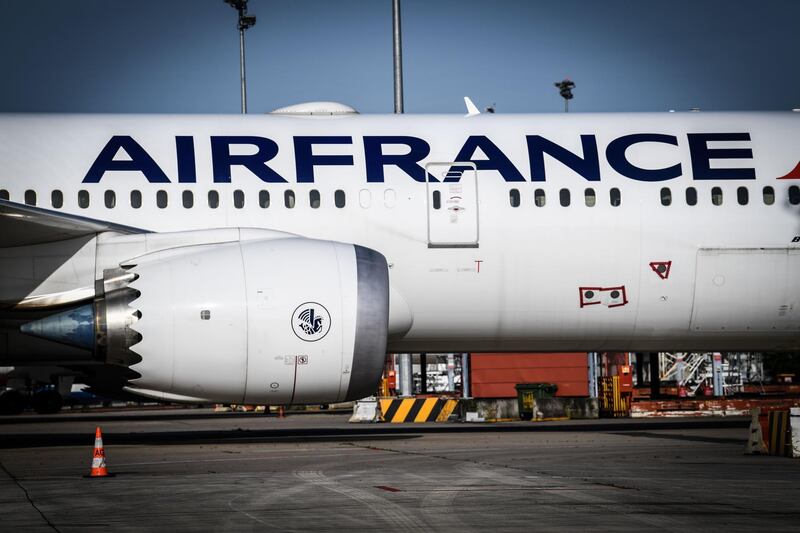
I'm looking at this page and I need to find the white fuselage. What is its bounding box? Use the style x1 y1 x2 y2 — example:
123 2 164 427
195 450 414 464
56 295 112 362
1 112 799 352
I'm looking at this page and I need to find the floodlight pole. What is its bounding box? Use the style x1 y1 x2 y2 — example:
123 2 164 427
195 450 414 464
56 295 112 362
226 0 256 114
239 25 248 114
554 79 575 113
392 0 404 114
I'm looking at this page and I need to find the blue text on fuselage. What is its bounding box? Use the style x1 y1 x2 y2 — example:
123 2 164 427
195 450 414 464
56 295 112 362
82 133 756 184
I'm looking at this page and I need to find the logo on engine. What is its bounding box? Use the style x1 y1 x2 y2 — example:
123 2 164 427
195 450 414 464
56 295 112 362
292 302 331 342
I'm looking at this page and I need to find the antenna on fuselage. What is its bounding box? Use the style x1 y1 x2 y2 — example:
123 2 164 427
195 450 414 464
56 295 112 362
464 97 481 117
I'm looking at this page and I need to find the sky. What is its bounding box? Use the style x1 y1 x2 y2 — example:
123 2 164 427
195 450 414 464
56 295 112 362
0 0 798 114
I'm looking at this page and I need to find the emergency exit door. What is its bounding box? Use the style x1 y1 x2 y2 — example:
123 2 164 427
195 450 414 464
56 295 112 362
425 162 479 248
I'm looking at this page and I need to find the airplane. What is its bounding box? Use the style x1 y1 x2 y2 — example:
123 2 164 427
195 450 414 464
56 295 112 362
1 101 798 413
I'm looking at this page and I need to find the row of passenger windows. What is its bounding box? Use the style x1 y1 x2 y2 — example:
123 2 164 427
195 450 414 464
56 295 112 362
501 185 800 208
3 186 800 210
499 187 622 208
660 185 794 207
0 188 365 210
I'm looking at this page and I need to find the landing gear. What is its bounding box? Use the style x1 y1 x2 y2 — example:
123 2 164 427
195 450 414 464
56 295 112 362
0 389 26 416
31 389 63 414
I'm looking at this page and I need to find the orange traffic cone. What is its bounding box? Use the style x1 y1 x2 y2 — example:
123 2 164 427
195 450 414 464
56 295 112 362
278 406 285 419
85 427 114 478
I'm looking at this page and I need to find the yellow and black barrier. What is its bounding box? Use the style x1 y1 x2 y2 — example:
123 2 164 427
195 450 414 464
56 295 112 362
379 398 458 423
599 376 631 418
767 410 791 457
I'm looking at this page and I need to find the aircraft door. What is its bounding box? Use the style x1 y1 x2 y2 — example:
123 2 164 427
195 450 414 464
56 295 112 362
425 162 479 247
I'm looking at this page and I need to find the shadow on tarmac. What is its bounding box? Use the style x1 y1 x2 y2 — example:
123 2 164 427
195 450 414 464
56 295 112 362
0 417 749 449
0 409 349 425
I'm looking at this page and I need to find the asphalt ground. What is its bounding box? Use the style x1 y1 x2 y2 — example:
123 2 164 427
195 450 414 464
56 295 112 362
0 409 797 532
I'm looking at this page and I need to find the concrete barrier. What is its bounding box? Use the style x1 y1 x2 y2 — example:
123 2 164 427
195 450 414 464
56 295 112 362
349 397 380 423
533 398 599 420
456 398 599 421
744 408 767 455
458 399 518 421
767 410 791 456
379 398 458 423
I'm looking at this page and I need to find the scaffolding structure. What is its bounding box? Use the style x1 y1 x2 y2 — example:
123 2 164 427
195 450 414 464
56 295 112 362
658 352 766 396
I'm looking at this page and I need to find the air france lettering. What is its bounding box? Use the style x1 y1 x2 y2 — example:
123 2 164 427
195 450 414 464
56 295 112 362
82 133 756 184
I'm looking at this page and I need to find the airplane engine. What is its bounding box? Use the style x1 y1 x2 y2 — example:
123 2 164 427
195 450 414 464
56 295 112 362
22 238 390 404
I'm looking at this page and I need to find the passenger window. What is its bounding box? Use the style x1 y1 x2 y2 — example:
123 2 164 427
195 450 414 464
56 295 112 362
737 186 748 205
208 190 219 209
78 190 90 208
559 188 570 207
711 187 723 206
182 190 193 209
610 187 621 207
259 190 270 208
24 190 36 206
685 187 697 206
0 189 8 200
790 185 800 205
584 188 596 207
534 188 546 207
359 189 372 208
335 189 346 208
234 189 244 209
660 187 671 206
762 186 775 205
310 189 321 209
384 189 396 208
432 190 441 210
131 190 142 209
156 190 168 208
509 188 520 207
51 190 63 208
285 190 295 208
104 190 116 208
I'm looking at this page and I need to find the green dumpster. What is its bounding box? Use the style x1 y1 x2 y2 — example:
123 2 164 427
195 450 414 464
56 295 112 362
515 383 558 421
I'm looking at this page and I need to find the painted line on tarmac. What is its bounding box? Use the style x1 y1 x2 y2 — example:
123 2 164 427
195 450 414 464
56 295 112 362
295 470 429 532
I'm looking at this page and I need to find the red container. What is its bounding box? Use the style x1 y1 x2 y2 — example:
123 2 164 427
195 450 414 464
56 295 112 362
470 353 589 398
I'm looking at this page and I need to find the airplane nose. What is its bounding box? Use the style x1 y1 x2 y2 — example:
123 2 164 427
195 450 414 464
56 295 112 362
20 303 95 351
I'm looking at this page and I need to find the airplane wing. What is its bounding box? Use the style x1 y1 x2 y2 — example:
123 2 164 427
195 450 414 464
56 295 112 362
0 199 145 247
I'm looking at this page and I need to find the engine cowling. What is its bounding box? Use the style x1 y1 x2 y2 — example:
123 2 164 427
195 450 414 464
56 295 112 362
23 237 390 404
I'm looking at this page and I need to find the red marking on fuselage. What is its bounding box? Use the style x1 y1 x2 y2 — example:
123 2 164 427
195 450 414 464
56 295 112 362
649 261 672 280
475 260 483 273
777 161 800 179
578 286 628 308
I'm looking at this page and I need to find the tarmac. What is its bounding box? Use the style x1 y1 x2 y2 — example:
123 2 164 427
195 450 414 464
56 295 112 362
0 408 798 532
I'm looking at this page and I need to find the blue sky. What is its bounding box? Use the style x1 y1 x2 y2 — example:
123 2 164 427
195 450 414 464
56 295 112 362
1 0 798 114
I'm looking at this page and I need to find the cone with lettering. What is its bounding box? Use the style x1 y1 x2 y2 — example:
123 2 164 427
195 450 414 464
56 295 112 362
85 427 114 478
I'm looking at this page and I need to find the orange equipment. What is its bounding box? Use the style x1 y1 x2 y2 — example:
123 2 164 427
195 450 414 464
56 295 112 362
618 364 633 392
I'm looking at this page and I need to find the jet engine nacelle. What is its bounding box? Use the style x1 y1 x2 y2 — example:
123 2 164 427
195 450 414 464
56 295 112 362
23 237 390 404
126 238 389 403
